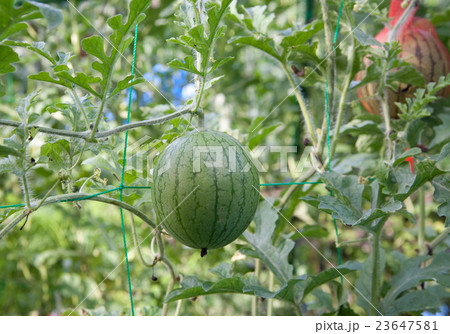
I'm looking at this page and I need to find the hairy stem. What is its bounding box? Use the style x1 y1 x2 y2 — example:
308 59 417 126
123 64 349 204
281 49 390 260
155 231 178 316
330 11 355 158
22 175 31 209
420 226 450 255
320 0 335 117
174 300 183 316
278 167 316 209
370 231 381 316
71 87 90 129
379 49 393 162
282 63 317 147
418 187 425 252
0 107 191 140
370 218 387 316
0 192 156 239
267 271 274 316
251 259 261 316
130 213 154 267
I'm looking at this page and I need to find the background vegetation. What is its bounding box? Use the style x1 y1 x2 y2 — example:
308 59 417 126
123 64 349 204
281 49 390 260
0 0 449 316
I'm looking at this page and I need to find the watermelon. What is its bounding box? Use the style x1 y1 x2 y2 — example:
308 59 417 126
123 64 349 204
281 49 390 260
152 130 260 255
355 0 450 117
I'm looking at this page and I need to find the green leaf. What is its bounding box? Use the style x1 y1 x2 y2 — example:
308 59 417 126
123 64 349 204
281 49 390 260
165 275 273 303
302 195 361 226
0 45 19 74
243 201 294 284
393 147 422 167
3 40 55 65
108 75 145 100
81 0 151 91
208 56 233 74
380 252 450 312
383 285 450 315
340 119 383 136
432 174 450 226
40 139 71 170
321 172 365 213
167 56 202 76
28 71 71 89
0 0 40 41
281 21 323 49
288 42 322 66
353 28 383 47
387 64 425 88
248 117 281 150
275 262 360 305
290 225 329 239
393 159 445 201
229 35 281 61
28 1 62 30
55 71 102 98
0 145 23 158
206 0 233 42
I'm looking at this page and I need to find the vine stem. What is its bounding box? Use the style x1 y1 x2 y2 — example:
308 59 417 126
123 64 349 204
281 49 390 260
278 167 316 209
21 175 31 209
330 10 356 158
129 213 154 267
251 259 261 316
418 187 425 252
0 107 191 140
281 63 317 147
420 226 450 256
0 192 156 240
379 49 393 162
155 231 178 316
267 271 274 316
319 0 336 118
71 87 90 129
370 218 387 316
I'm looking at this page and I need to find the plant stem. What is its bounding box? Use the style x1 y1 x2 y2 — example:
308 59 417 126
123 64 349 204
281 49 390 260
71 87 90 129
0 192 157 239
130 213 154 267
337 237 370 247
281 63 317 147
370 218 387 316
418 187 425 252
330 11 355 158
0 107 191 140
22 175 31 209
370 231 381 316
174 300 183 316
251 259 261 316
154 231 178 316
278 167 316 208
89 10 150 140
379 50 393 162
420 226 450 255
33 180 59 211
267 271 274 316
319 0 335 116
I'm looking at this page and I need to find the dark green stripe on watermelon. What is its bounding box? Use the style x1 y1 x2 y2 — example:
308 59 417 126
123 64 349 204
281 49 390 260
152 130 260 250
